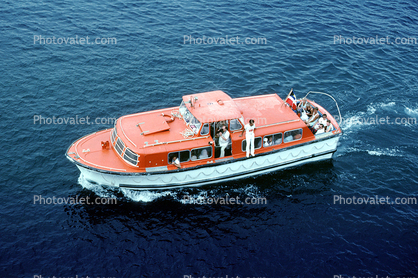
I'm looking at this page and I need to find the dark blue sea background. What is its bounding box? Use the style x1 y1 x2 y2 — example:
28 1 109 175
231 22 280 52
1 0 417 277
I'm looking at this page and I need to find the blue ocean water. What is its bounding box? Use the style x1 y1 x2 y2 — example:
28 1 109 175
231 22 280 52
1 0 417 277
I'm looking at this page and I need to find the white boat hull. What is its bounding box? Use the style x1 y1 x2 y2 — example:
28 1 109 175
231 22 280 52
74 135 340 190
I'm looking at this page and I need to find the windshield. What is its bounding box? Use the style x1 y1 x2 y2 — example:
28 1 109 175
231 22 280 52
189 114 201 133
179 101 201 134
179 101 187 118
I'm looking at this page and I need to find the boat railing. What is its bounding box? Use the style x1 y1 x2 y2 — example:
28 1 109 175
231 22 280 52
304 91 342 126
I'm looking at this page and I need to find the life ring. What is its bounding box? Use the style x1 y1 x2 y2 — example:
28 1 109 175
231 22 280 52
161 113 174 123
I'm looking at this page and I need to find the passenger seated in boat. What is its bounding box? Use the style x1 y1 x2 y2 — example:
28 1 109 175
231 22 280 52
314 114 328 129
299 109 309 122
325 119 333 132
263 136 273 147
306 107 319 126
283 133 293 143
293 130 302 140
199 149 209 159
305 105 313 118
297 98 308 113
218 125 230 157
170 156 181 169
315 124 325 135
284 130 302 142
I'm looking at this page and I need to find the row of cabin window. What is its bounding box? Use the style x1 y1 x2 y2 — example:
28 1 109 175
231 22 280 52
242 128 302 150
200 119 243 136
112 128 139 166
168 146 213 164
168 128 303 164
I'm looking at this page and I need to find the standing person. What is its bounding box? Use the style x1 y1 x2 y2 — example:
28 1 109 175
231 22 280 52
218 125 230 157
240 119 256 158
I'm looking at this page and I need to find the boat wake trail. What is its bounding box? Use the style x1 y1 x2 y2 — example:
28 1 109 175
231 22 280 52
339 146 404 157
337 101 417 158
341 101 417 134
120 189 176 202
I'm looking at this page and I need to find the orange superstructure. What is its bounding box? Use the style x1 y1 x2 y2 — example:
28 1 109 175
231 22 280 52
66 90 342 188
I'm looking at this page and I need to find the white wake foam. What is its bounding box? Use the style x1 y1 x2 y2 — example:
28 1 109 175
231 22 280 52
340 101 418 133
366 101 396 114
404 106 418 117
341 147 403 157
78 175 118 199
77 175 266 204
366 148 402 157
121 188 175 202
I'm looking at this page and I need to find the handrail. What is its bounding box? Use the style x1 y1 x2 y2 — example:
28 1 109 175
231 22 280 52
303 91 342 126
144 135 211 147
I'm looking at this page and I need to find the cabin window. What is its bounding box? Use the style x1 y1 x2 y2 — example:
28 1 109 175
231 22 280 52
191 147 212 161
123 148 138 166
168 150 190 164
283 128 303 143
115 138 125 156
181 105 192 124
179 101 187 116
263 133 282 147
111 127 117 144
180 150 190 162
241 137 262 152
230 119 242 131
189 114 201 134
200 123 210 136
180 102 201 133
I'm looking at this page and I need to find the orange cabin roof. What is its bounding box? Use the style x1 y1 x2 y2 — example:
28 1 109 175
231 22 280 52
182 90 243 123
234 94 300 126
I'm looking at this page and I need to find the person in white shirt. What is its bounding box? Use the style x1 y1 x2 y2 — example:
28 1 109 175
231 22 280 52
218 125 230 157
300 109 309 122
199 149 209 159
315 124 325 135
240 119 256 158
264 136 273 147
171 156 181 169
314 114 328 129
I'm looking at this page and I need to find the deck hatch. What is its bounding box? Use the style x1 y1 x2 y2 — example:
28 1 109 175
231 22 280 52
137 115 170 135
